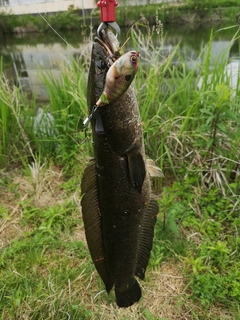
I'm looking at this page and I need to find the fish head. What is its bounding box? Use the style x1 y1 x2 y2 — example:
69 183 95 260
116 51 140 76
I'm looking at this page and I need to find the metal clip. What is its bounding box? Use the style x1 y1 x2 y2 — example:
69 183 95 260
97 21 121 39
83 105 105 135
83 105 98 128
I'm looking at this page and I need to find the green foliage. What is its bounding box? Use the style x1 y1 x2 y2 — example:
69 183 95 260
0 19 240 319
143 309 161 320
1 1 239 34
38 58 92 171
115 1 240 26
0 56 91 172
40 59 87 134
21 202 78 236
0 11 85 33
131 23 240 198
191 269 240 307
0 57 33 167
150 186 189 269
149 165 240 309
183 0 239 10
0 190 94 319
0 59 13 163
175 182 240 307
44 11 83 32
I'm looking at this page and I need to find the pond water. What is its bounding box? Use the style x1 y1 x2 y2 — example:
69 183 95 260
0 21 239 102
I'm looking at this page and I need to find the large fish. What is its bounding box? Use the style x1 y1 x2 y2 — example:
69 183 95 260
81 30 159 308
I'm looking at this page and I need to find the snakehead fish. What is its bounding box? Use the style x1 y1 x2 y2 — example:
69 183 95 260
81 30 159 308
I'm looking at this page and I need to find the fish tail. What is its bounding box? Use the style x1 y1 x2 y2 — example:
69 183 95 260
115 278 141 308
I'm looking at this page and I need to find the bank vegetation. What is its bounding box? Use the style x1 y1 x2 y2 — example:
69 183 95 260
0 22 240 319
0 0 239 34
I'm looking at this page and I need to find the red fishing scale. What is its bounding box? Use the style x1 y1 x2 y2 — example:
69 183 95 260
97 0 118 23
97 0 120 38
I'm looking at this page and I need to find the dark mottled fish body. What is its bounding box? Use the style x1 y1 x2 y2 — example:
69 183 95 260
81 32 159 308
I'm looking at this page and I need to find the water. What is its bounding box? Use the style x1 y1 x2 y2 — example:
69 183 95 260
0 22 239 102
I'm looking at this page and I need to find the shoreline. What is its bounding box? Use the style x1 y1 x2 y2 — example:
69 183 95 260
0 4 239 35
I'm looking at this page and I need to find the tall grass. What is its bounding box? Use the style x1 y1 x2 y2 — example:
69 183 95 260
0 56 91 173
131 23 240 197
38 58 91 172
40 58 87 134
0 58 12 164
0 26 239 192
0 58 33 167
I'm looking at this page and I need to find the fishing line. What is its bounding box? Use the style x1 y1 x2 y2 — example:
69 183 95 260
38 13 80 52
11 2 87 55
37 10 126 68
38 12 86 55
37 12 104 68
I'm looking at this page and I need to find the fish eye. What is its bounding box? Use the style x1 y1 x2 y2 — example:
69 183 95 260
130 55 137 63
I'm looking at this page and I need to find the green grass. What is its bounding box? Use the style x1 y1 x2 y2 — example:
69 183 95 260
0 58 16 164
0 58 36 167
0 205 94 319
0 10 87 33
114 1 240 26
131 24 240 197
0 23 240 319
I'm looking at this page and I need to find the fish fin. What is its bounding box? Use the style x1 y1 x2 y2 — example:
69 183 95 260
96 93 109 107
135 199 159 280
146 159 164 177
100 92 109 105
92 108 105 134
127 152 146 193
115 278 141 308
81 162 113 293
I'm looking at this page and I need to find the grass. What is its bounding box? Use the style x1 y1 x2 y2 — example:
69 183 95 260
0 21 240 319
0 58 36 167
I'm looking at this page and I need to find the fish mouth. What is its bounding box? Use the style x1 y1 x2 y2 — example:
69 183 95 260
94 28 121 66
100 28 120 54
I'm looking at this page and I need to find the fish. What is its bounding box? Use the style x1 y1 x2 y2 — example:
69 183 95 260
96 50 139 107
81 30 159 308
83 50 139 134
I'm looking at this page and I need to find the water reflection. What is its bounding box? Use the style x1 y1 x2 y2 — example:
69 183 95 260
10 43 89 99
197 60 239 95
0 24 239 101
1 35 91 101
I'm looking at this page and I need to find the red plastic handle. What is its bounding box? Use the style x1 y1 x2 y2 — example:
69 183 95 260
97 0 118 23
